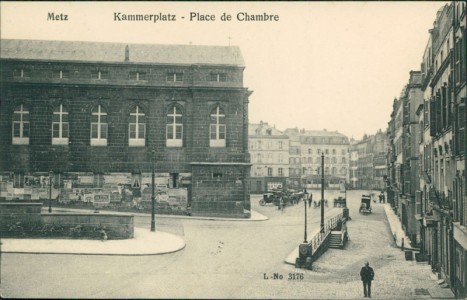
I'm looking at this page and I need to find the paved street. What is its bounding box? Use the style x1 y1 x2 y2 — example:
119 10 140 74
0 190 454 299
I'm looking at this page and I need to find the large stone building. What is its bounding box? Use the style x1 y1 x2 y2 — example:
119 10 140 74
284 128 350 190
350 130 388 191
248 121 289 193
402 71 423 245
387 2 466 297
0 39 252 218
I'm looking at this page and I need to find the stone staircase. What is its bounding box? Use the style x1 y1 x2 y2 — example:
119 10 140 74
329 231 343 249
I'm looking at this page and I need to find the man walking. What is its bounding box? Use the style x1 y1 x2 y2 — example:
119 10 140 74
360 261 375 298
308 192 313 208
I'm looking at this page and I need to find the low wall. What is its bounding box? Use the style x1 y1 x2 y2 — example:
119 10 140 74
0 202 43 225
191 201 246 218
41 213 134 239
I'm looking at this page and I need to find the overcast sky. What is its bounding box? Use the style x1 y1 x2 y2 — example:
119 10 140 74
1 1 449 140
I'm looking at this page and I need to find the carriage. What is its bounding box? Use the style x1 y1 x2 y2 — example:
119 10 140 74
359 195 372 214
333 196 347 208
259 189 301 206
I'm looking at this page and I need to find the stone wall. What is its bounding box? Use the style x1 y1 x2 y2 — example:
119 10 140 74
41 213 134 239
0 202 43 225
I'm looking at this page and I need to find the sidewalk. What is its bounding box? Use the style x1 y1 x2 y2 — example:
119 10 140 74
284 207 344 265
1 227 185 255
383 203 417 250
1 209 268 255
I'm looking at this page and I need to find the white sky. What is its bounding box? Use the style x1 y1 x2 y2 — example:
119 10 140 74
1 1 449 140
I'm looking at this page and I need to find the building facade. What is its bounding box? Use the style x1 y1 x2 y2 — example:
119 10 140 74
0 39 252 218
248 122 289 193
284 129 349 190
451 2 467 297
349 138 359 189
387 3 466 297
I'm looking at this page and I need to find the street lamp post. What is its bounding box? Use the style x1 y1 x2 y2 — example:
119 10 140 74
303 188 309 243
49 171 53 213
151 149 156 232
320 153 325 233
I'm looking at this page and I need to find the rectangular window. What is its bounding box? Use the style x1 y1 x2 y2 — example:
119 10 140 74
278 168 283 177
13 173 24 188
91 71 108 80
129 71 146 81
267 168 273 177
62 123 69 138
90 105 108 146
100 124 108 139
22 123 30 137
52 104 69 145
210 125 217 139
54 70 69 79
129 124 136 139
210 73 227 82
93 173 104 188
53 123 60 138
12 105 30 144
91 124 99 139
13 69 29 78
167 72 183 82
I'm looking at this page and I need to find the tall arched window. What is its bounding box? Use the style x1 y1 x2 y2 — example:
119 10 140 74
166 106 183 147
129 106 145 146
52 104 69 145
210 106 226 147
91 105 108 146
12 104 30 145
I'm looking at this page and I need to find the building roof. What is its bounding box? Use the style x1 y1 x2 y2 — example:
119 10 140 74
249 122 287 137
0 39 245 66
300 130 347 138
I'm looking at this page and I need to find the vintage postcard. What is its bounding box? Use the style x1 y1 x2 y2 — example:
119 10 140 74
1 1 463 299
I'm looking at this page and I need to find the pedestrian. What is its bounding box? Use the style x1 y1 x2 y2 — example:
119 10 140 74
379 193 383 203
308 192 313 208
360 261 375 298
382 193 386 203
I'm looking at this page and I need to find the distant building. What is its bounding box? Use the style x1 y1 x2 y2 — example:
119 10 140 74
248 121 289 193
349 138 359 188
0 39 252 218
285 128 302 191
350 130 388 191
284 128 350 190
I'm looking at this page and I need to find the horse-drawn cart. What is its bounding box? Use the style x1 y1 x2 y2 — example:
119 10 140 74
359 195 372 214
